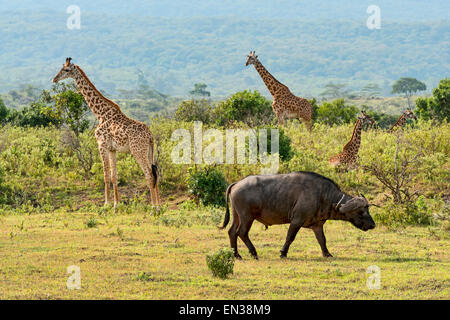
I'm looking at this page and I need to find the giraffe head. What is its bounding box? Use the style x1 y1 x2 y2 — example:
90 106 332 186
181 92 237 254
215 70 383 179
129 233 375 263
52 57 77 83
403 108 418 121
358 110 375 127
245 51 259 66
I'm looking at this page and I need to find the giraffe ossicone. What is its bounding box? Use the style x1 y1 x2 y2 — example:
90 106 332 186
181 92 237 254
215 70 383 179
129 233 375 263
53 57 161 208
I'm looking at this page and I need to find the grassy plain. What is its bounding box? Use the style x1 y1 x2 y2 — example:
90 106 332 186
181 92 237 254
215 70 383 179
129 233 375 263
0 207 448 300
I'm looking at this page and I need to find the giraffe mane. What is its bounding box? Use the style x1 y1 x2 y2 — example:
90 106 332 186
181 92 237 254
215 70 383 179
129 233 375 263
255 60 289 91
75 65 122 111
389 113 405 131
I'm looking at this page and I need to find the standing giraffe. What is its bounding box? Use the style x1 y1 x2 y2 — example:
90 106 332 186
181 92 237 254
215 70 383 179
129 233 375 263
245 51 313 129
328 111 375 170
388 109 417 133
53 58 160 209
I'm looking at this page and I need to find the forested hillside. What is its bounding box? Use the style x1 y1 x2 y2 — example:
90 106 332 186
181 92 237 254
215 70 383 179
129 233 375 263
1 1 449 98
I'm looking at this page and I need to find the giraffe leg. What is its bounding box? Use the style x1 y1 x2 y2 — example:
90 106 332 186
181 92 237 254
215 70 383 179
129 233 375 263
98 145 112 206
277 113 285 125
132 149 158 206
108 150 120 212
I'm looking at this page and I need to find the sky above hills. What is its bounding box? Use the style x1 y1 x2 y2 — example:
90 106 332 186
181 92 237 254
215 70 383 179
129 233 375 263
2 0 449 21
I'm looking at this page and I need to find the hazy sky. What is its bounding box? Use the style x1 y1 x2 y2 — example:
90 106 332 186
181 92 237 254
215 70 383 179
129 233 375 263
1 0 449 21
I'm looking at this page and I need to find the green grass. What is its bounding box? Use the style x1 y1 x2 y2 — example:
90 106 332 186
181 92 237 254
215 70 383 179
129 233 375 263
0 207 448 299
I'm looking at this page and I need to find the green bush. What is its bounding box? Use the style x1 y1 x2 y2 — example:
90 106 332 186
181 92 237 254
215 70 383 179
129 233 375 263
257 126 294 161
174 99 212 123
206 248 235 279
315 98 359 125
212 90 274 126
187 166 228 207
373 199 435 226
85 217 98 228
415 78 449 122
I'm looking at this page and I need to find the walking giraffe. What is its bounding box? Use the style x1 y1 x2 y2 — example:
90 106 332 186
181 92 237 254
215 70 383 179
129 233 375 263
245 51 313 129
388 109 417 133
328 111 375 170
53 58 160 209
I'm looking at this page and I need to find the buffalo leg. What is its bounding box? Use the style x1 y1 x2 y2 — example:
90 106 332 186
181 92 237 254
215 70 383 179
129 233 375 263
312 224 333 257
238 218 258 259
280 223 302 258
228 221 241 260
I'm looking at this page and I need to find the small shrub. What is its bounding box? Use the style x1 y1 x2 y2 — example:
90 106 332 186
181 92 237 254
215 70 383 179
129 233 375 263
206 248 235 279
135 272 152 282
187 166 228 207
85 217 98 228
257 126 294 161
373 200 434 226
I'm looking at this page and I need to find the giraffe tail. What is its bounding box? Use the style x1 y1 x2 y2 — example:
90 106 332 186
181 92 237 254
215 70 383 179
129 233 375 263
150 138 159 188
151 164 158 188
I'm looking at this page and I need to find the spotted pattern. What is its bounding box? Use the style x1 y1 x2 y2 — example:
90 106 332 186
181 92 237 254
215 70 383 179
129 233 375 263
53 58 160 208
246 52 312 129
328 112 375 170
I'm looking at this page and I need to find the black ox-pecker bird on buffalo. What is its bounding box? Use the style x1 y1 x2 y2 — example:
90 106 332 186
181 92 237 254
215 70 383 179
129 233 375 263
219 171 376 259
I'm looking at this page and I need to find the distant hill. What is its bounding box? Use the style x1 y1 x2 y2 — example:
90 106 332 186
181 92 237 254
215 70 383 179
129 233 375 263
0 1 449 98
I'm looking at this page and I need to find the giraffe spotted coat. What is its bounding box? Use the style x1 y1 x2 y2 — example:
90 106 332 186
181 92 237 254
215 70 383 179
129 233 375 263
246 51 313 129
53 58 160 208
388 109 417 133
328 111 375 170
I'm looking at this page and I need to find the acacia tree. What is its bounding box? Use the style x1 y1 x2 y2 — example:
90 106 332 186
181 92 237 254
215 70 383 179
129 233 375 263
361 83 381 99
189 83 211 98
392 77 427 109
319 82 350 100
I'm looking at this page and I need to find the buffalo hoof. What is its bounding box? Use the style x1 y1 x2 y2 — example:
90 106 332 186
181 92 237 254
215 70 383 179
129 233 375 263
323 252 333 258
235 254 242 260
280 253 287 259
252 255 259 260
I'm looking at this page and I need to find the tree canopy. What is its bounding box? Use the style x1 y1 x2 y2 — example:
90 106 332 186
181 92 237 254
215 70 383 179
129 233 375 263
392 77 427 108
415 78 450 122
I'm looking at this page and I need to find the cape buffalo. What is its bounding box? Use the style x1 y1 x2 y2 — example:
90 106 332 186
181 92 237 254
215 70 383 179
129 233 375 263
219 171 376 259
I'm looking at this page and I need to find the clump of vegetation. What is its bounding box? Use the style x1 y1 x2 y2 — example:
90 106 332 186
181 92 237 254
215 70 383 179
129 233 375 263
135 272 153 282
314 98 359 125
206 248 235 279
415 78 449 122
85 217 98 228
187 166 228 207
212 90 274 126
174 99 212 123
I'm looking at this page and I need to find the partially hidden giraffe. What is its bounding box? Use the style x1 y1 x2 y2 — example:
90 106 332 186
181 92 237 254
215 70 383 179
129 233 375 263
245 51 313 129
387 109 417 133
53 58 160 209
328 111 375 170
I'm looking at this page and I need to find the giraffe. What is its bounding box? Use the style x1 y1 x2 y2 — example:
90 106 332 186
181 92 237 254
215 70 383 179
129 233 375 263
328 111 375 170
53 58 160 209
388 109 417 133
245 51 313 130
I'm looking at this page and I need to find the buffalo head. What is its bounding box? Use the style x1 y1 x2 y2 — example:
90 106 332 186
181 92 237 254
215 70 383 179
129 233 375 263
336 195 376 231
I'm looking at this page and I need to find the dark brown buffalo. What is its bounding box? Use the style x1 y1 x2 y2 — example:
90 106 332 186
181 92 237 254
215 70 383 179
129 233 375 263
219 171 375 259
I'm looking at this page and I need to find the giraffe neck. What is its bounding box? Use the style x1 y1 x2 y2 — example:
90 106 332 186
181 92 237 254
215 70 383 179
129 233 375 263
343 119 364 153
73 65 122 121
390 114 406 131
253 60 288 98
